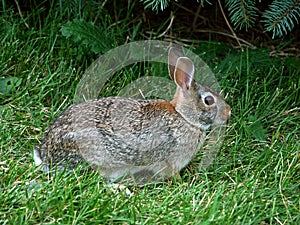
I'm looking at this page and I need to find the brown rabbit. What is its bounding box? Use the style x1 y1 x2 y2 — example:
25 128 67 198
34 48 231 184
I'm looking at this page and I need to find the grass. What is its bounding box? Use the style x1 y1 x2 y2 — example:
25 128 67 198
0 1 299 224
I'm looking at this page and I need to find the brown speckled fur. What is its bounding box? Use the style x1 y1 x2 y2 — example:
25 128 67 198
34 48 231 184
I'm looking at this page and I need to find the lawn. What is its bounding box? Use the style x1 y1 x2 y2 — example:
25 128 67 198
0 1 299 224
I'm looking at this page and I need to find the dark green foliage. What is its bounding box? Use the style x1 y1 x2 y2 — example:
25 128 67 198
263 0 300 38
225 0 258 30
245 115 267 141
143 0 210 11
142 0 300 38
0 77 22 95
143 0 170 11
61 19 114 54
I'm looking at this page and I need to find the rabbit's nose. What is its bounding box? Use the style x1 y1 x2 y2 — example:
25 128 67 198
221 104 231 121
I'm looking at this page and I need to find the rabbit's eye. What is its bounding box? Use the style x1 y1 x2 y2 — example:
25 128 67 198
204 96 215 105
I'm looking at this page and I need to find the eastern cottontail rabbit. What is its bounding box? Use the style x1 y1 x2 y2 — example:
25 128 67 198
34 47 231 184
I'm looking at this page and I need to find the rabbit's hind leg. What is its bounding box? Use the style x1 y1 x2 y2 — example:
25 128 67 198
101 166 158 184
129 165 174 184
100 166 131 183
130 165 177 184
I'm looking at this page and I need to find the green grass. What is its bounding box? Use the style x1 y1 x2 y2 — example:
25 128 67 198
1 1 299 224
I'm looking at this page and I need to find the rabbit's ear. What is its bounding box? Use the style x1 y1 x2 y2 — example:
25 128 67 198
168 47 184 81
174 57 194 91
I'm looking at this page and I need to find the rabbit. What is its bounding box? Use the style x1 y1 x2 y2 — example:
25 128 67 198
34 47 231 184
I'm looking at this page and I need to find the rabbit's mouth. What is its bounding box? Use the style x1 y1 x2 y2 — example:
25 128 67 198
198 123 211 131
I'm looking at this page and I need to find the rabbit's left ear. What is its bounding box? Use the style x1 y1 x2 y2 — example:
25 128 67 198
168 47 184 81
174 57 194 92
